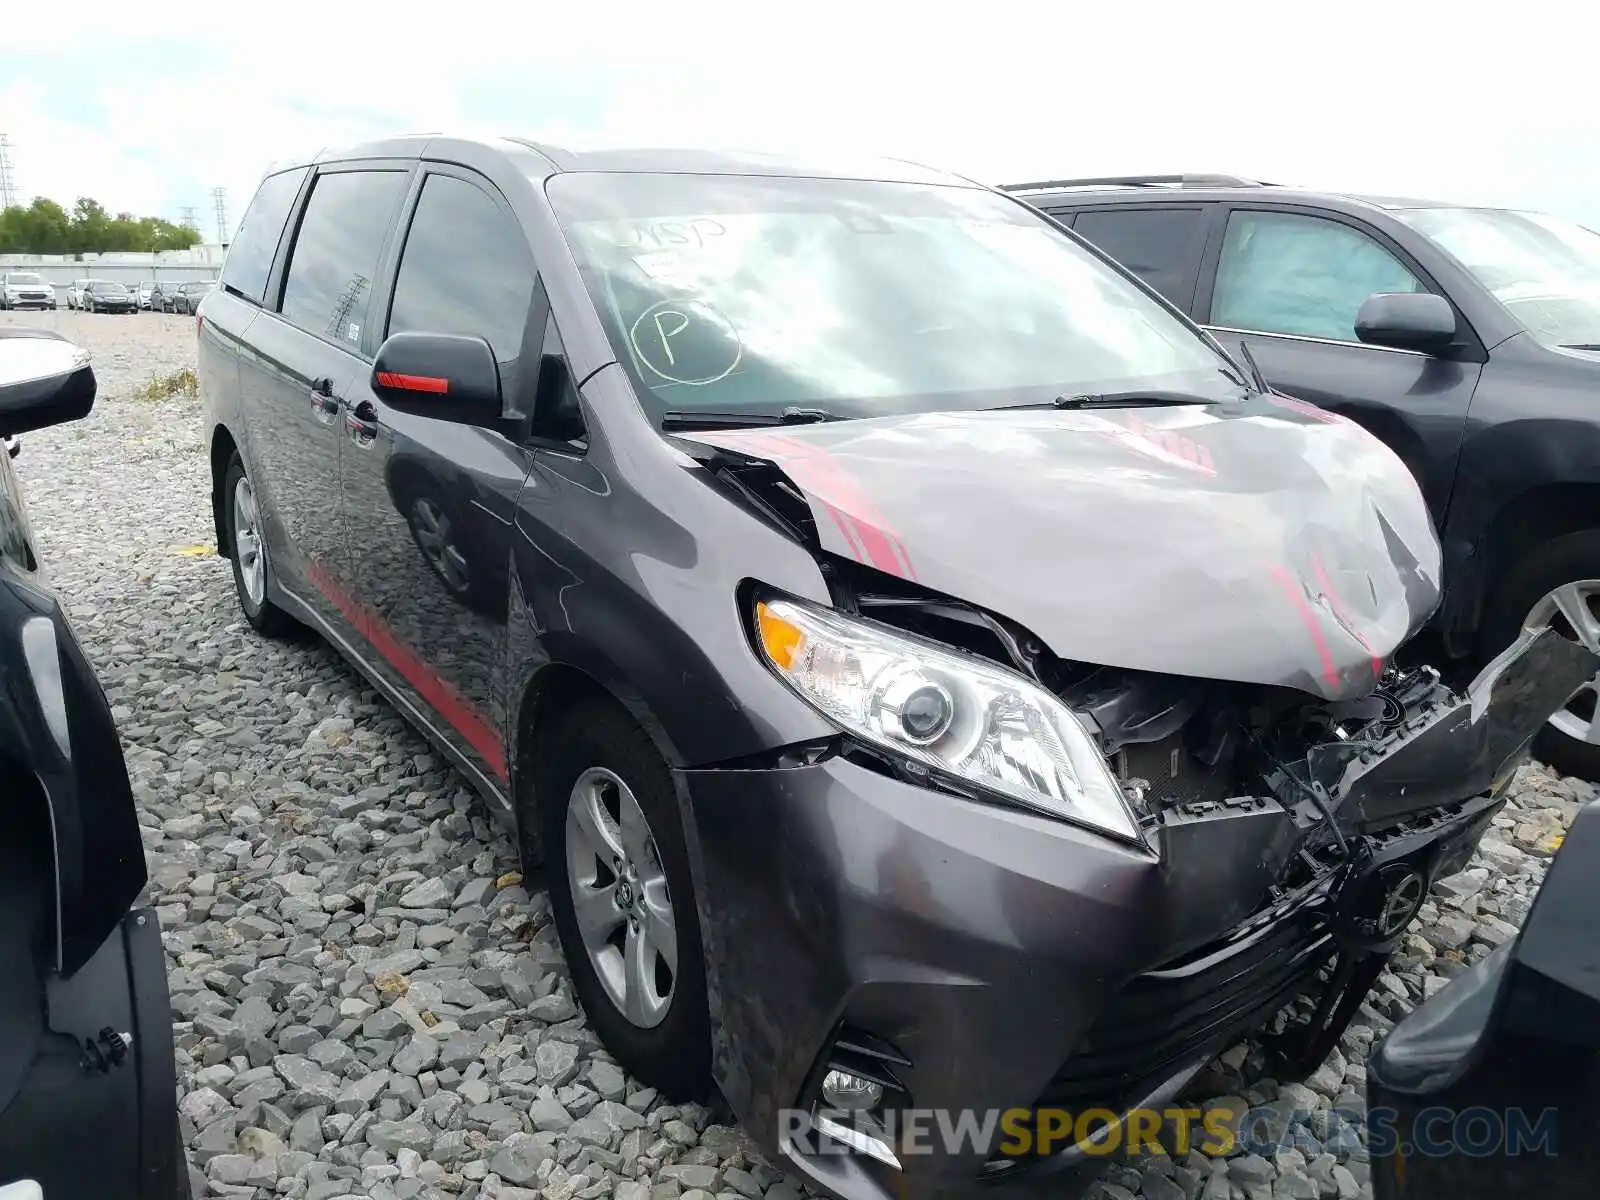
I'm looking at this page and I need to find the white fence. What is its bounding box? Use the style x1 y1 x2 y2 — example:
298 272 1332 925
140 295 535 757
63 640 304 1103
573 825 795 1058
0 247 224 299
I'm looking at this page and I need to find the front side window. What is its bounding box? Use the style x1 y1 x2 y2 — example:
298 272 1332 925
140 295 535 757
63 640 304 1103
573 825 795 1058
387 173 533 361
221 167 308 305
548 173 1240 424
279 169 408 349
1211 211 1426 343
1070 207 1207 307
1397 206 1600 350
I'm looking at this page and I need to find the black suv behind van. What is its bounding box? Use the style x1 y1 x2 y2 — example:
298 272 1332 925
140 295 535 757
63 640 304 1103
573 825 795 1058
1008 174 1600 778
198 140 1593 1200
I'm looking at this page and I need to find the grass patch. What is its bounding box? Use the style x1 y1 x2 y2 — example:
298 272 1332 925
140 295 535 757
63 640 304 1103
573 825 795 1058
135 367 199 403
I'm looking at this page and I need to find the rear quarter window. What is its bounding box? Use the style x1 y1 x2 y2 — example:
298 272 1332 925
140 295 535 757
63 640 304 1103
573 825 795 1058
220 167 309 305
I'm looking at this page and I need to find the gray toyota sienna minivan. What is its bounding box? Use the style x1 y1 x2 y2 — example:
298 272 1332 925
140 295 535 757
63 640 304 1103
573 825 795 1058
197 135 1594 1199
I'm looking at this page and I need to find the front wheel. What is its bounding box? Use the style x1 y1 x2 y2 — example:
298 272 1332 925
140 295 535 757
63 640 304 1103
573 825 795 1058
1485 531 1600 780
223 454 297 638
537 701 711 1099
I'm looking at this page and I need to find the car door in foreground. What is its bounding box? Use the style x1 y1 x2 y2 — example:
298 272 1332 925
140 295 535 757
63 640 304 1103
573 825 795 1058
336 167 537 790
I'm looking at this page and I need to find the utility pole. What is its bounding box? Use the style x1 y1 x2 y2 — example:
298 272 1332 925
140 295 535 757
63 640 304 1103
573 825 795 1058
178 205 200 232
210 187 229 244
325 274 369 343
0 135 18 210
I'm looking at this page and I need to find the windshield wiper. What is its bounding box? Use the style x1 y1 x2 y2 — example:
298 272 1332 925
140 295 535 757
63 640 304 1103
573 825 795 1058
660 406 843 431
1561 343 1600 351
1045 390 1218 410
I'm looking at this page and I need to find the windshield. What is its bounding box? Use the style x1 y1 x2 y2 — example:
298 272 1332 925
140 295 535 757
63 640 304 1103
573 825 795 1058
1396 206 1600 349
90 280 126 292
5 274 44 286
548 173 1240 423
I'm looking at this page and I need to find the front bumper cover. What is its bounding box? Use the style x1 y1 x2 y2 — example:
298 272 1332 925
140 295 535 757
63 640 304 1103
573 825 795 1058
678 625 1598 1200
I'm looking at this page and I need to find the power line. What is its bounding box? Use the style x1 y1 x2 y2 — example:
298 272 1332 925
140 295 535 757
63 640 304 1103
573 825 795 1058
210 187 229 244
0 135 18 210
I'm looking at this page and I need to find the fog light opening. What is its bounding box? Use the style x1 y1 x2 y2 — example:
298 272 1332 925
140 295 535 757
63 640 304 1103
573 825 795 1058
821 1069 883 1112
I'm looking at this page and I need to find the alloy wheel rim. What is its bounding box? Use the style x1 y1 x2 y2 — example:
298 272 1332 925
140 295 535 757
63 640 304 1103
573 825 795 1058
411 498 471 594
233 475 266 607
563 766 677 1029
1525 578 1600 746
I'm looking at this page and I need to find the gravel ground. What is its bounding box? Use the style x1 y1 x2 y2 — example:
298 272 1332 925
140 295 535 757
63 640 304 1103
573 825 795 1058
4 308 1591 1200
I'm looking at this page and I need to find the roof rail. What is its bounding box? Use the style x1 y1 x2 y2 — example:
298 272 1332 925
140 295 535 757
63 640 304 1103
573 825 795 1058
1000 173 1267 193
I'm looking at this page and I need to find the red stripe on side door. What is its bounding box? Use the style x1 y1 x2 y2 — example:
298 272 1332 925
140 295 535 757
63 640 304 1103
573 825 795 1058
305 560 508 781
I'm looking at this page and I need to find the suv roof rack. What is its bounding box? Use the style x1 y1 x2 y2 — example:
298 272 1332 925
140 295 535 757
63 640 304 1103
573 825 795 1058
1000 173 1269 193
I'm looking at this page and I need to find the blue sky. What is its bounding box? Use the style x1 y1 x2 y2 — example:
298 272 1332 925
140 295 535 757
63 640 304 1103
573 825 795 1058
3 2 1596 241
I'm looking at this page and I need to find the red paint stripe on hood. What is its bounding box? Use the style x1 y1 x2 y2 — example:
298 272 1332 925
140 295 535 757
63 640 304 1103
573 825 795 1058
1310 552 1384 679
1267 563 1340 690
714 430 918 580
306 560 508 781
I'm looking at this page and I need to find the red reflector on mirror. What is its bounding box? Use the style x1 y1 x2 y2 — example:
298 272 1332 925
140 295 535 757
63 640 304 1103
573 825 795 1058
376 371 449 394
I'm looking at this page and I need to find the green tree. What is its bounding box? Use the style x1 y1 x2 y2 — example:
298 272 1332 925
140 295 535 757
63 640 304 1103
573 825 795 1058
0 196 202 254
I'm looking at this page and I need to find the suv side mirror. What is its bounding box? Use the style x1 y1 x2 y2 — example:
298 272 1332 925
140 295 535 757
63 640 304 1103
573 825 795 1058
1355 292 1458 354
0 332 96 437
371 332 503 427
531 354 586 446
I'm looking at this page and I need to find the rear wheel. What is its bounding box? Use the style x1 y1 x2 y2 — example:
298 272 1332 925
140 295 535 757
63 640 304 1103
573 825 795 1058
537 700 711 1099
223 453 297 638
1485 531 1600 780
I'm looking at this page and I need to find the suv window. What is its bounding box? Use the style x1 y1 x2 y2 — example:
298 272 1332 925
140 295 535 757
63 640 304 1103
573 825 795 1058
1210 210 1426 342
221 167 308 305
387 173 533 361
1070 207 1207 307
279 169 408 350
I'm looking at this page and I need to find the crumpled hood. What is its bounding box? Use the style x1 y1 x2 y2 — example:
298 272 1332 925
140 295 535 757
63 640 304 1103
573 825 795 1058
682 395 1443 701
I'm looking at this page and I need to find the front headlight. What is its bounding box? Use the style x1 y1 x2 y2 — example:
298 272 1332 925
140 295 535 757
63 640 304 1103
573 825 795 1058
752 596 1137 840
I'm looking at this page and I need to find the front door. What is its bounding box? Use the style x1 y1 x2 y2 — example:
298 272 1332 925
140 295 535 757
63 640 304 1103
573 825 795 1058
240 163 410 631
337 166 537 794
1200 206 1483 524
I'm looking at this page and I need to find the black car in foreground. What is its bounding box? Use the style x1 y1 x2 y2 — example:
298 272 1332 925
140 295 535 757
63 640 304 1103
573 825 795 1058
199 138 1595 1200
1006 174 1600 779
0 328 182 1198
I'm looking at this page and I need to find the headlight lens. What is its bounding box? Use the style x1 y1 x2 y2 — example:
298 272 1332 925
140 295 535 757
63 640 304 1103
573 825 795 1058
753 597 1137 839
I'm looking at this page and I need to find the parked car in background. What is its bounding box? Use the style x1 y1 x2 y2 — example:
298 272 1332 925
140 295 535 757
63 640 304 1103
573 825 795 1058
1007 174 1600 779
136 281 158 310
198 137 1595 1200
171 281 214 315
0 273 56 312
81 280 135 314
0 327 184 1200
64 279 90 311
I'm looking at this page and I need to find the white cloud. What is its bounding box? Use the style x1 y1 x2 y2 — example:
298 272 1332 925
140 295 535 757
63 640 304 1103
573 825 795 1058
4 0 1598 231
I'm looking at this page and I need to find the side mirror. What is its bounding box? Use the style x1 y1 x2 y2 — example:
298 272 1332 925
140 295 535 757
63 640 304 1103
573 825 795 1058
1355 292 1458 354
6 437 19 459
0 332 96 438
531 354 587 445
371 332 502 427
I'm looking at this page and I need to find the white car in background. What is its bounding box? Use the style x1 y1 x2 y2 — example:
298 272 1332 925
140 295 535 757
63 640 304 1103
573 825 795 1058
0 274 56 312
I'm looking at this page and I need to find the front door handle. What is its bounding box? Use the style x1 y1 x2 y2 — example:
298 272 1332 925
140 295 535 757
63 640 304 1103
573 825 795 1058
309 377 340 423
345 398 380 447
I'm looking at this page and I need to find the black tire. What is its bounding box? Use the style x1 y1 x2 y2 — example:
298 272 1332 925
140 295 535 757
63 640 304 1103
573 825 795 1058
536 700 712 1099
222 453 298 638
1484 530 1600 780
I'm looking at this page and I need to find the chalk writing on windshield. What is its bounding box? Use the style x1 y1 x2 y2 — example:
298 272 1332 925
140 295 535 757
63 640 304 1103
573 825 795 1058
627 298 743 386
599 218 728 251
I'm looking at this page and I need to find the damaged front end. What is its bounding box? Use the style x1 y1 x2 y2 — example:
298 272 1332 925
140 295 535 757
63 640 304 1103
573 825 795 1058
674 407 1599 1181
833 571 1598 1181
